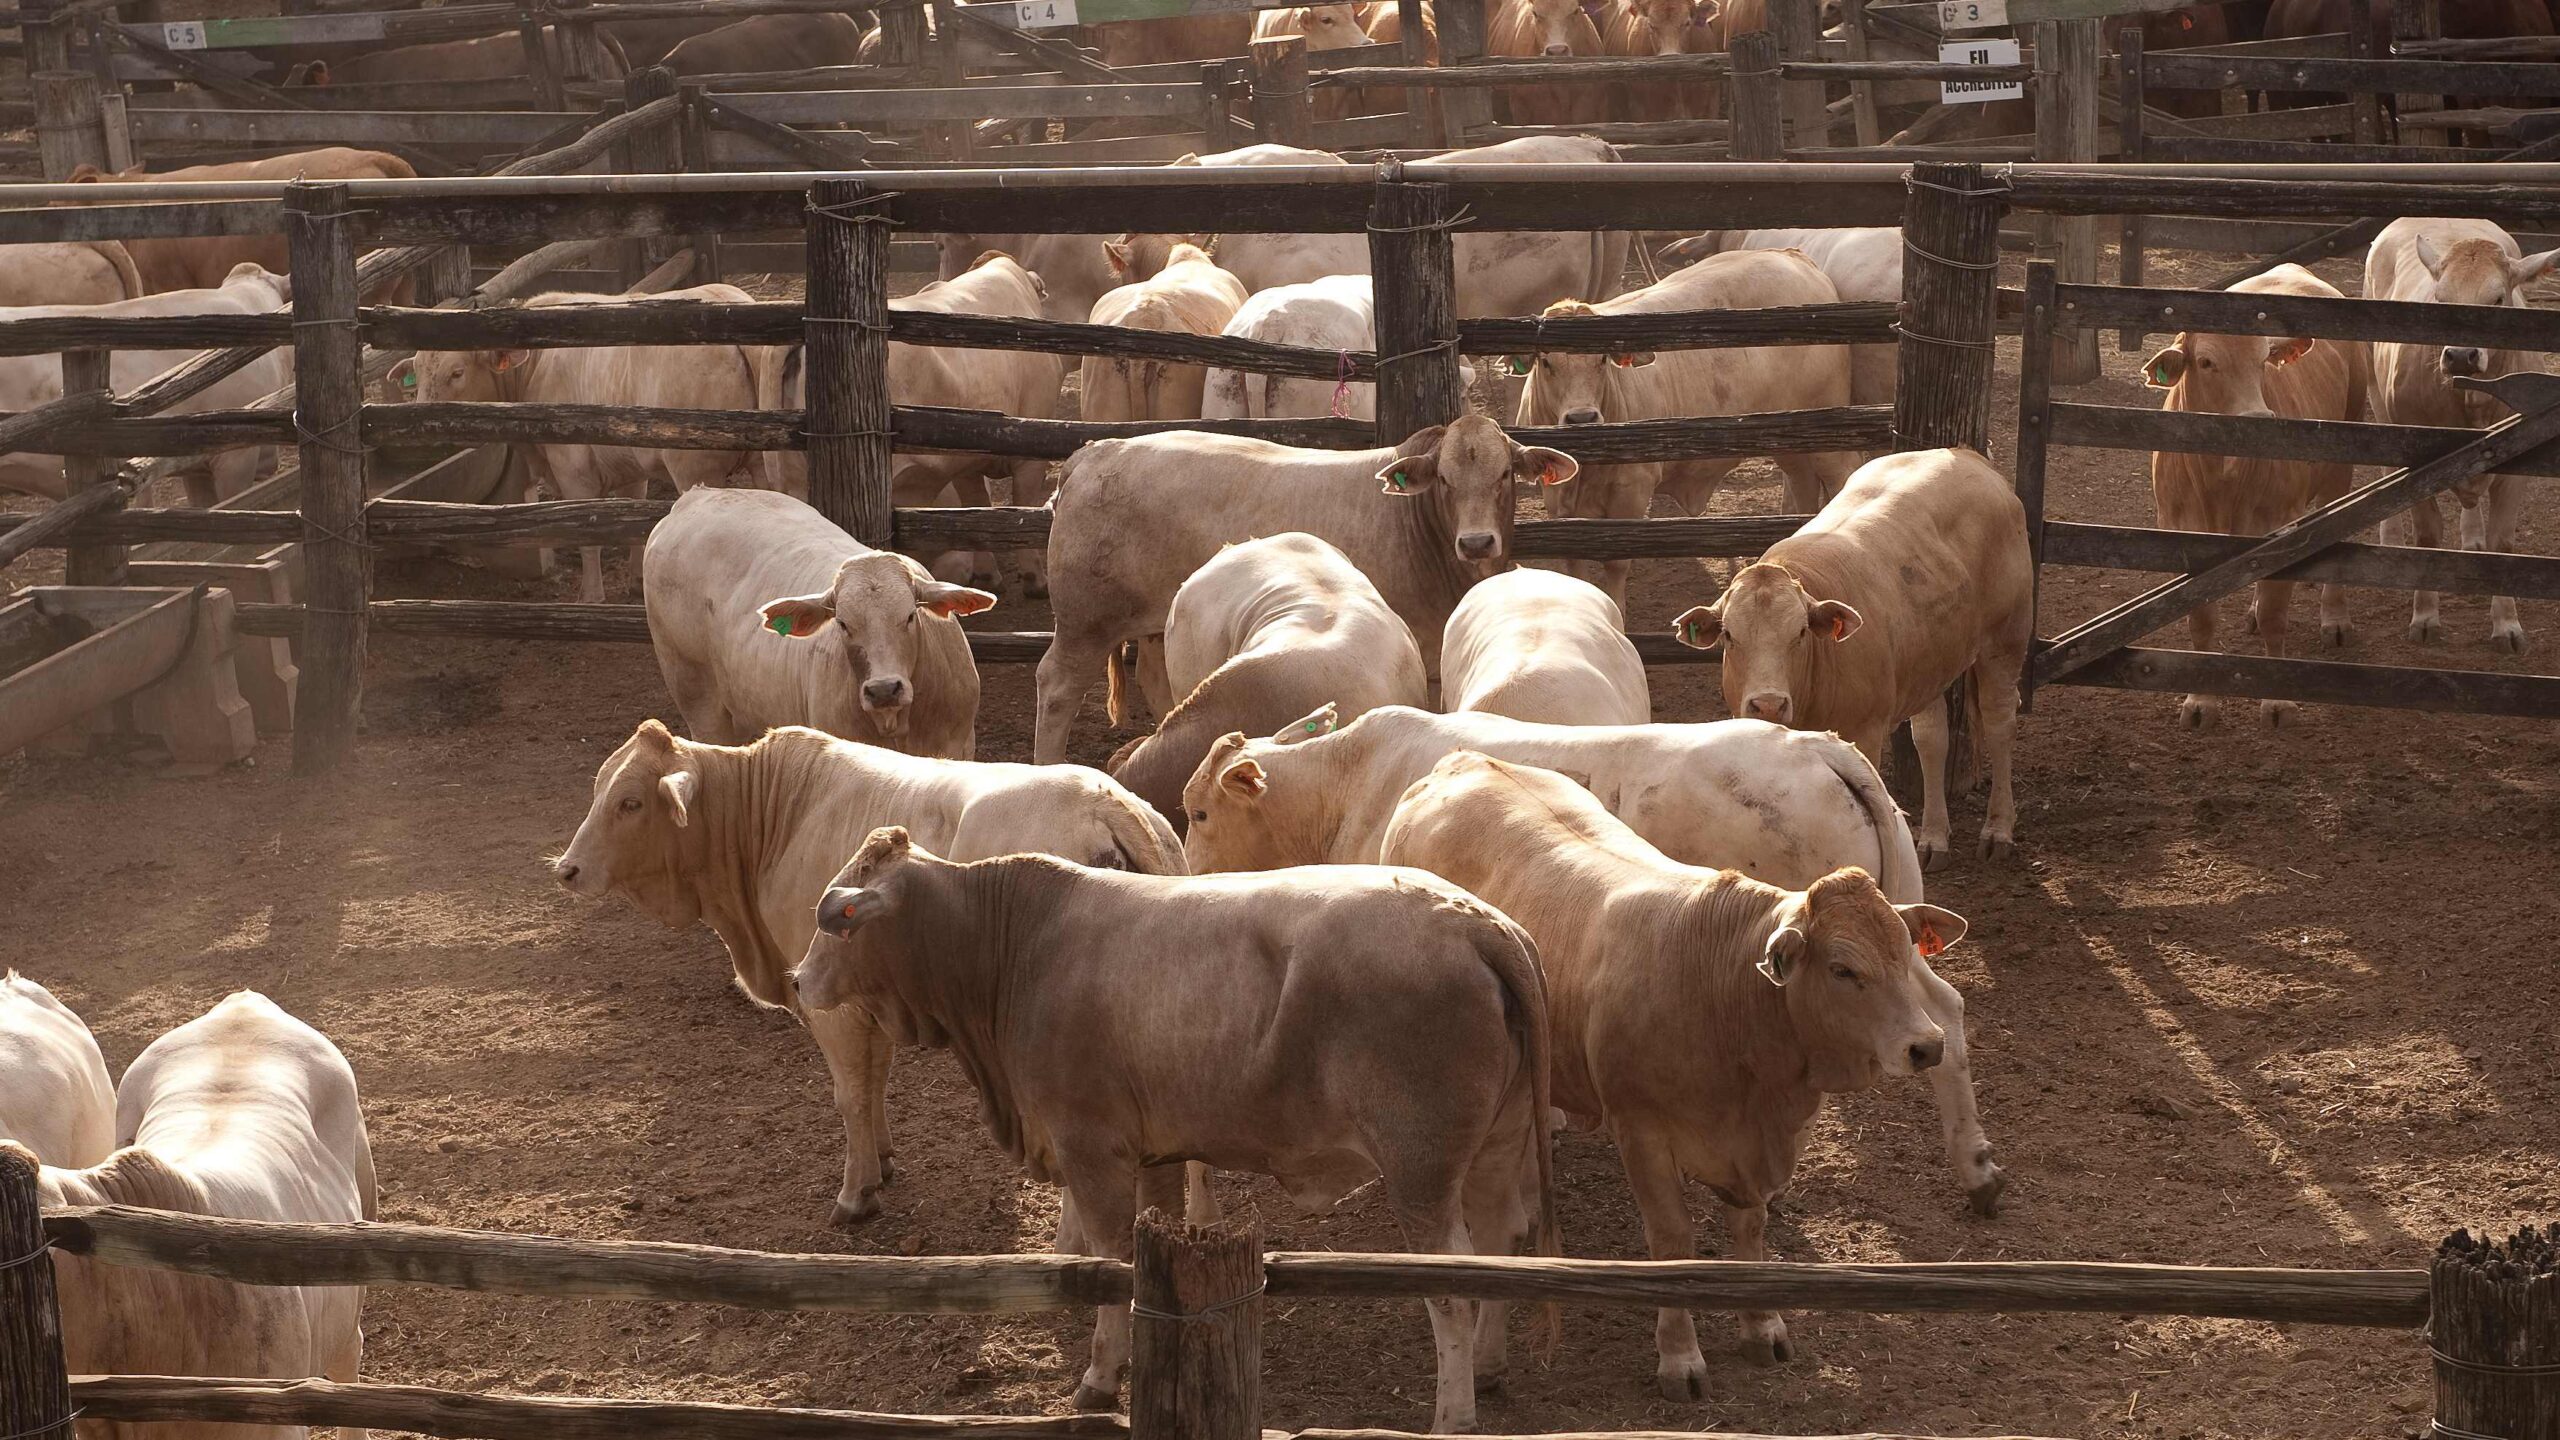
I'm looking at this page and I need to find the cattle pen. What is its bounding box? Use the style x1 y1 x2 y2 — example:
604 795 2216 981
9 1151 2557 1440
6 160 2560 770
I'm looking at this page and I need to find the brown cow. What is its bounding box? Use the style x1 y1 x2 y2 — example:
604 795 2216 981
303 29 628 88
1599 0 1719 120
1092 10 1256 66
2142 263 2367 728
1383 752 1961 1394
659 12 869 73
796 825 1555 1433
66 150 416 296
1487 0 1608 123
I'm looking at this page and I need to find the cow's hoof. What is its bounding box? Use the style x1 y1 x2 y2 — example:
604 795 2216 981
829 1193 882 1229
2409 616 2444 644
2242 606 2260 636
1918 839 1951 873
2259 699 2299 730
1071 1383 1119 1413
1657 1356 1708 1402
2322 620 2353 648
1740 1333 1793 1366
877 1154 897 1185
1474 1368 1507 1397
1976 832 2013 863
2177 698 2214 730
2491 625 2529 654
1968 1161 2009 1218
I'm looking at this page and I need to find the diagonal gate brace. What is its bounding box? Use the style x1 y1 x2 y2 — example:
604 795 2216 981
2034 370 2560 687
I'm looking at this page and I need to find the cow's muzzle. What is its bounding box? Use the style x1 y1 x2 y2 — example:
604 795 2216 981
1542 41 1573 53
1743 692 1793 726
1908 1034 1945 1072
2443 346 2489 379
1562 406 1602 426
1455 530 1502 561
861 675 911 710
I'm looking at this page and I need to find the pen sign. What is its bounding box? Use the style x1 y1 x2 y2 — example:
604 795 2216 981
1940 36 2023 102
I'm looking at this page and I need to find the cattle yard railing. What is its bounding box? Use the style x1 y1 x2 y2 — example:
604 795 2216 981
8 162 2560 768
10 1156 2552 1440
2016 254 2560 721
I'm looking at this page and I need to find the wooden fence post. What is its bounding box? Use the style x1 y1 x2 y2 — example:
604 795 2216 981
515 0 566 111
1434 0 1494 144
61 347 125 586
2393 0 2444 146
881 0 927 71
2344 0 2384 144
0 1147 72 1440
804 177 894 547
2013 260 2056 710
285 181 369 777
1395 0 1433 147
677 85 722 284
1770 0 1826 153
1728 31 1784 162
2032 18 2098 384
1250 36 1313 151
1893 160 2004 454
618 67 684 288
33 70 106 182
25 0 69 76
1200 62 1240 152
2430 1225 2559 1440
1126 1210 1263 1440
1838 0 1882 146
2114 30 2146 352
1367 165 1466 445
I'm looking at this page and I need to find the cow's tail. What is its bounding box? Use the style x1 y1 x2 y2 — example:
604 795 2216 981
1814 730 1927 905
1477 910 1560 1352
1098 780 1187 875
1104 644 1132 727
88 240 144 300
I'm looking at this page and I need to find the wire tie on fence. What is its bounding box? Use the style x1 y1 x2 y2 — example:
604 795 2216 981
0 1407 83 1440
2432 1347 2560 1378
1891 321 1996 352
291 317 363 331
0 1240 55 1272
1374 337 1459 367
1367 205 1478 235
1904 169 2013 200
1902 234 2001 273
803 317 891 332
2431 1425 2514 1440
807 193 904 228
1131 1280 1266 1322
801 429 896 440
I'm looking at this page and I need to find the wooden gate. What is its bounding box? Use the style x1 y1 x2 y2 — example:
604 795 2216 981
2015 256 2560 718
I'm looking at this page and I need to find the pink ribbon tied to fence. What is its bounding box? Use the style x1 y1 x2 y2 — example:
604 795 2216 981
1330 351 1355 419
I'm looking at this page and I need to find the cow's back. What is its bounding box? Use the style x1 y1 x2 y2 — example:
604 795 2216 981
1620 250 1849 416
1441 569 1649 725
0 974 114 1166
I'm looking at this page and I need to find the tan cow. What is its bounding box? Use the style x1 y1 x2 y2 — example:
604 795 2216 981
22 992 375 1440
0 972 114 1167
555 721 1185 1225
1035 415 1578 761
0 242 142 306
66 150 416 296
1488 0 1607 122
761 253 1066 595
796 825 1554 1434
1441 567 1649 725
1599 0 1719 119
660 12 867 72
1658 228 1902 405
1674 446 2032 868
1108 532 1426 828
1384 752 1961 1391
401 283 782 602
1082 242 1248 422
2143 263 2367 729
643 487 991 756
1093 9 1256 66
2366 216 2560 651
1182 703 2005 1215
304 29 627 87
1517 248 1859 613
932 233 1115 323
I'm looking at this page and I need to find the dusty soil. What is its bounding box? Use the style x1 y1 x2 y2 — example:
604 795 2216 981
7 240 2560 1440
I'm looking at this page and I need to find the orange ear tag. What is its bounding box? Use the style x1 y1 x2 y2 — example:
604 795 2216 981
1916 923 1945 957
1828 614 1849 640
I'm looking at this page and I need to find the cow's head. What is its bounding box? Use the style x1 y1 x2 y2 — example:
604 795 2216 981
1525 0 1594 51
967 249 1048 308
2415 234 2560 380
1103 232 1201 285
1179 720 1341 872
1378 414 1575 569
220 262 292 309
1628 0 1715 50
1516 299 1653 429
407 346 532 404
1758 868 1959 1092
1280 2 1371 45
552 719 704 926
758 552 994 739
794 826 947 1037
2142 328 2314 419
1672 560 1856 727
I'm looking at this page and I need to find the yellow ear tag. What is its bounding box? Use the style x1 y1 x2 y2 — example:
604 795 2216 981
1917 923 1945 957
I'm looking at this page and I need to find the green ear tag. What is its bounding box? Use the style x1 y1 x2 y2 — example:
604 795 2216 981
1388 469 1408 491
1680 618 1699 645
1304 718 1323 734
1505 356 1532 376
768 613 795 637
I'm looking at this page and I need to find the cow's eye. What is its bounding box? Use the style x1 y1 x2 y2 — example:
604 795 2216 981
619 796 643 814
1189 808 1208 825
1830 962 1860 985
906 609 918 626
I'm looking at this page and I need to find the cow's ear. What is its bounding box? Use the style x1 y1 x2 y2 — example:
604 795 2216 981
387 359 418 400
1218 756 1268 798
1273 702 1338 743
1759 922 1807 986
1104 239 1134 277
1520 444 1578 486
1611 350 1656 369
758 592 835 638
814 884 889 940
658 769 697 829
2516 246 2560 288
1810 598 1863 642
2415 233 2448 279
914 580 998 619
1378 451 1440 495
487 348 532 374
2267 336 2315 368
1672 604 1722 650
66 163 101 183
1504 354 1535 377
1896 903 1968 957
2142 345 2186 389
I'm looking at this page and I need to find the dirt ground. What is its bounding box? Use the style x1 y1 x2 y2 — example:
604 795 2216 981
7 239 2560 1440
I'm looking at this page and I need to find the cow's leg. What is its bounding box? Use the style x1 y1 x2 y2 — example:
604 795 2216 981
802 1002 893 1226
1006 456 1055 601
2254 577 2300 728
1974 651 2023 861
1912 954 2005 1214
2482 476 2527 652
2318 571 2353 648
324 1310 368 1440
1908 693 1953 871
1725 1198 1791 1364
944 470 1004 594
1062 1166 1141 1412
2177 588 2220 729
1135 635 1175 721
1458 1131 1535 1395
1182 1161 1222 1226
1777 449 1855 511
1384 1165 1479 1433
1034 629 1114 764
2400 496 2445 642
1615 1126 1707 1400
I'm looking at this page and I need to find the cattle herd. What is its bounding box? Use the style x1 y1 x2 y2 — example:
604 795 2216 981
5 71 2560 1432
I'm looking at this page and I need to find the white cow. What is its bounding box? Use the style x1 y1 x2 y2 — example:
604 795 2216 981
0 241 143 306
2366 216 2560 651
28 992 374 1440
931 233 1117 325
1082 243 1248 422
644 487 993 758
1203 274 1377 422
0 264 292 506
0 972 114 1166
1662 228 1902 404
1440 567 1649 725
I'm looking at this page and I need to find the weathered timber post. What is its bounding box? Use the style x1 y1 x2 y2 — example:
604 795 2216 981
515 0 567 111
555 0 613 88
804 178 894 547
678 86 722 284
2114 30 2147 351
1126 1209 1263 1440
1770 0 1827 153
1728 31 1784 162
1893 161 2004 454
1395 0 1433 146
2393 0 2445 146
33 70 107 182
0 1143 72 1440
285 182 369 776
2013 261 2056 709
1434 0 1494 144
1251 36 1314 151
1837 0 1882 145
1201 62 1240 152
61 348 126 586
2431 1225 2560 1440
881 0 927 71
2031 19 2099 383
2344 0 2384 144
619 67 684 287
25 0 69 76
1367 164 1467 445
